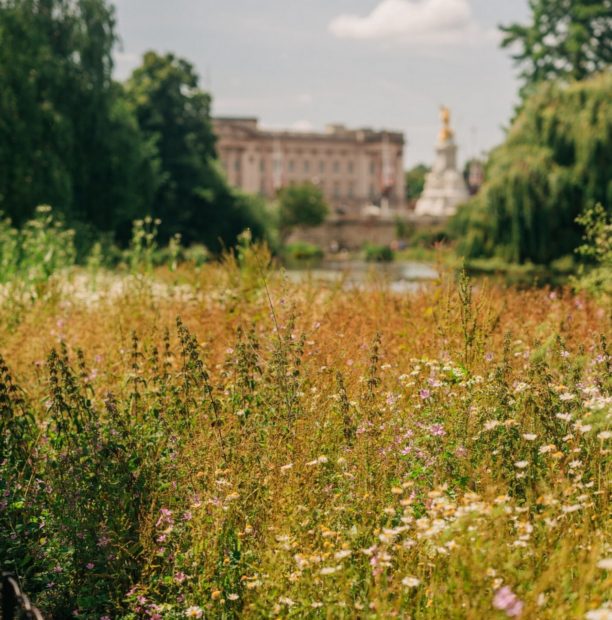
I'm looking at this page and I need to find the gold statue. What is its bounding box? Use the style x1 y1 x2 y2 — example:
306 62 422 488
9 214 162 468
439 105 454 142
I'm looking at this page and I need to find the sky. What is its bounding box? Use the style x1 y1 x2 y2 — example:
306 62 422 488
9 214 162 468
112 0 530 168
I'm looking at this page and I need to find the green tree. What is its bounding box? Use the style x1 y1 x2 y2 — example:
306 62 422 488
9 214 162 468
404 164 429 203
124 51 269 251
0 0 154 244
450 73 612 265
277 182 329 241
501 0 612 98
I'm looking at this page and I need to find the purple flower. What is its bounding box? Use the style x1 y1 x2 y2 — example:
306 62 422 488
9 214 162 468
429 424 446 437
419 389 431 400
174 571 187 583
86 562 94 570
493 586 523 618
156 508 174 527
97 535 110 548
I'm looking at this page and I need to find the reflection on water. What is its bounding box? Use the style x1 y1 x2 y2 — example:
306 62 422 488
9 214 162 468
285 260 438 293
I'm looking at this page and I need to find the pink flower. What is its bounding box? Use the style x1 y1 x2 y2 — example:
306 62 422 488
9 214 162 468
493 586 523 618
429 424 446 437
419 389 431 400
86 563 94 570
97 535 110 547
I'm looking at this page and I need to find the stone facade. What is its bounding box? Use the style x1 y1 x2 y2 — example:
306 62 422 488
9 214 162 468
287 218 398 251
213 117 405 218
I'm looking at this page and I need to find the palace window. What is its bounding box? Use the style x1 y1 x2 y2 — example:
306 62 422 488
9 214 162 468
333 161 340 174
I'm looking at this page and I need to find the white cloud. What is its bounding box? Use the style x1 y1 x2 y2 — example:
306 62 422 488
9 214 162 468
329 0 495 45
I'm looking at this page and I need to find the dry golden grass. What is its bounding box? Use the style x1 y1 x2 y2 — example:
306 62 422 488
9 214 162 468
1 259 610 619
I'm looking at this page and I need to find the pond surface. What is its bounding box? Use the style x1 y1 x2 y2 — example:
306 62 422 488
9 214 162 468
285 260 439 293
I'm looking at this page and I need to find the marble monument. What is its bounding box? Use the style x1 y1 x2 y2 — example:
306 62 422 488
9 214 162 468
415 106 470 218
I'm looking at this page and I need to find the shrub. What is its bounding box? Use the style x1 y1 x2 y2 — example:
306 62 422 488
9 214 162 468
364 243 394 262
284 242 324 262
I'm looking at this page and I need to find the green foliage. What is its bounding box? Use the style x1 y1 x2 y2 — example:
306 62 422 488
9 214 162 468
404 164 430 202
125 215 161 275
451 73 612 265
124 52 270 252
0 205 76 287
501 0 612 99
283 242 324 263
364 243 394 263
0 0 156 238
573 204 612 298
183 244 210 267
0 6 272 253
277 182 329 240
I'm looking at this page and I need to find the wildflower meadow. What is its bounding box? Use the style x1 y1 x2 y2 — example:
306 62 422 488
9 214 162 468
0 221 610 619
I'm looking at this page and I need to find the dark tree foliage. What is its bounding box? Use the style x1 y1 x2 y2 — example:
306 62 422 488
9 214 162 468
450 73 612 265
404 164 429 203
124 51 269 251
0 0 155 241
277 182 329 241
501 0 612 98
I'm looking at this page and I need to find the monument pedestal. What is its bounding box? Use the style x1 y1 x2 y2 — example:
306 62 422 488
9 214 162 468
415 108 469 218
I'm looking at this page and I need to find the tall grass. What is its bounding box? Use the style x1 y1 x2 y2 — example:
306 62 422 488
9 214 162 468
0 241 610 619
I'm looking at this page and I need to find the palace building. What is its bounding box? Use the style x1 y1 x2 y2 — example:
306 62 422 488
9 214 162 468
213 117 405 218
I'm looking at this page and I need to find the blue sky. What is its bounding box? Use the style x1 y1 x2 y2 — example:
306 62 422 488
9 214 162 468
112 0 530 167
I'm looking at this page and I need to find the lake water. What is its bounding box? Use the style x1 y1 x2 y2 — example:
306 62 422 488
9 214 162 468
285 260 439 293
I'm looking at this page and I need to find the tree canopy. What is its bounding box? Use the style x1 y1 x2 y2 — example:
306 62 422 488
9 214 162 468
501 0 612 98
450 73 612 265
277 183 329 240
0 4 271 253
0 0 155 243
404 164 429 203
124 51 269 251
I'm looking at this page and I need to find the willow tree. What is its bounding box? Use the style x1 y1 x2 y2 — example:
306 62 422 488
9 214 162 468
501 0 612 100
451 73 611 265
